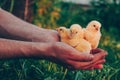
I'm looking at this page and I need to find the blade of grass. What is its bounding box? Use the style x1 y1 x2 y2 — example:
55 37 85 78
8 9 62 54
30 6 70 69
61 68 68 80
9 0 14 13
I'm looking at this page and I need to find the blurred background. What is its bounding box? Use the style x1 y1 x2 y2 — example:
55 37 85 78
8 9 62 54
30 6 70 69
0 0 120 80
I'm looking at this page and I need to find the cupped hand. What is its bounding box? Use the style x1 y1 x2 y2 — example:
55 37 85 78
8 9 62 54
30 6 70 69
90 48 108 69
46 42 102 70
48 42 107 70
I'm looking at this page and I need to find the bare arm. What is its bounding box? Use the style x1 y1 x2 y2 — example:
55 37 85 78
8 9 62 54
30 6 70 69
0 38 53 59
0 8 59 42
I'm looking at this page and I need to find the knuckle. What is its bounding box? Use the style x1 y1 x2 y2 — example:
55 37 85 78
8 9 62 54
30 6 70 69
101 50 108 55
72 64 82 70
104 51 108 55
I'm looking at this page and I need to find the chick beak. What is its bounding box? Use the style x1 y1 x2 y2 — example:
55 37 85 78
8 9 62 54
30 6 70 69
95 27 99 30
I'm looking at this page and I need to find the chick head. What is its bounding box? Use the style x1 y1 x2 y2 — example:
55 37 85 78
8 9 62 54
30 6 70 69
70 24 83 38
56 27 70 39
86 20 101 32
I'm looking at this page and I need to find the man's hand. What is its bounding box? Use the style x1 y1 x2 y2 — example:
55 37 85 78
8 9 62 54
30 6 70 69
90 48 108 69
46 42 107 70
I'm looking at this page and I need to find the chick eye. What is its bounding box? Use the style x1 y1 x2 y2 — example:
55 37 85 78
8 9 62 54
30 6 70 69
93 25 96 27
60 29 63 31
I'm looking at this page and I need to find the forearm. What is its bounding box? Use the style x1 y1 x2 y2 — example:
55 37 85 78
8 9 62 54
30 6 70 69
0 38 53 59
0 8 53 41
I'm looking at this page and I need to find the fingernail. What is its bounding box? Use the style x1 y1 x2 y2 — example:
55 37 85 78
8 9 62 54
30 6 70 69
90 55 94 59
90 55 94 58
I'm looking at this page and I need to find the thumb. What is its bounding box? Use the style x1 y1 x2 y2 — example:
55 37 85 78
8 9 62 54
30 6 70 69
90 48 104 54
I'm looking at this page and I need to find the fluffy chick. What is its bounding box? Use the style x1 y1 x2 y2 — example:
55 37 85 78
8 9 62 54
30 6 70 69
83 20 102 49
56 27 78 47
70 24 91 54
70 24 84 39
56 27 85 47
56 27 70 42
74 39 91 54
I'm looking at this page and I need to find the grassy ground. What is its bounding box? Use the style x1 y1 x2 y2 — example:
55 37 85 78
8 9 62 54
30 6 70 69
0 0 120 80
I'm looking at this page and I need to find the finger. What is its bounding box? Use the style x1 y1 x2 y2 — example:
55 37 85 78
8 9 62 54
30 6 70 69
80 59 105 70
91 48 107 55
92 51 107 63
66 59 105 70
91 48 103 53
66 59 93 70
69 53 94 62
94 59 106 64
93 59 106 69
91 59 105 68
94 64 103 69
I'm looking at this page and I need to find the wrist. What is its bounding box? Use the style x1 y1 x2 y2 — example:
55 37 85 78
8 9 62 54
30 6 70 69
30 28 60 42
28 42 55 59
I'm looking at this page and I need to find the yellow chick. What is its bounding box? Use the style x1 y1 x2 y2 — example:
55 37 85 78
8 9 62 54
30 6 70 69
73 39 91 54
83 20 102 49
56 27 70 41
70 24 92 54
70 24 84 39
56 27 78 47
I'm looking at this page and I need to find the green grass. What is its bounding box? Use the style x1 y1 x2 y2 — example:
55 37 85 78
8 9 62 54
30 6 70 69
0 0 120 80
